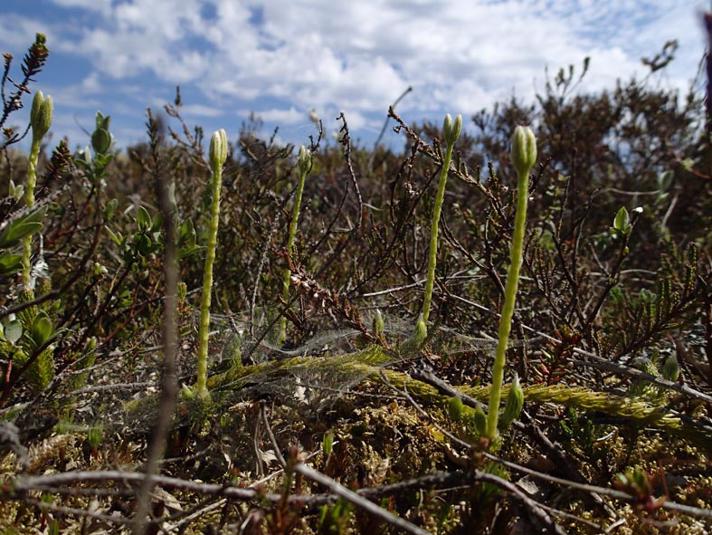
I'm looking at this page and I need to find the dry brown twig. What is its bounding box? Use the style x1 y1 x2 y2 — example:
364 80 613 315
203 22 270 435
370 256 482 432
132 111 180 535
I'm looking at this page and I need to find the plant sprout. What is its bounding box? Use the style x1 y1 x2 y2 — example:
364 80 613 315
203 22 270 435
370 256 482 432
278 145 312 346
421 114 461 326
194 128 228 400
22 90 52 295
485 125 536 441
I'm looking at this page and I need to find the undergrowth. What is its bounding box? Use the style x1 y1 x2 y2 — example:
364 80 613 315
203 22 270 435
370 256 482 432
0 34 710 534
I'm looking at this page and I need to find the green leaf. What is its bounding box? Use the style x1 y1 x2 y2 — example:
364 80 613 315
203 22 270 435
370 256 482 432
0 207 47 248
322 432 334 456
473 406 487 436
150 212 163 232
136 206 152 231
612 206 631 236
657 170 673 191
105 226 123 246
0 253 23 276
5 320 22 344
0 221 42 249
613 207 629 231
31 312 53 347
499 373 524 430
21 205 48 226
96 112 111 131
179 219 197 246
91 127 111 155
9 180 23 201
178 244 202 260
135 233 153 256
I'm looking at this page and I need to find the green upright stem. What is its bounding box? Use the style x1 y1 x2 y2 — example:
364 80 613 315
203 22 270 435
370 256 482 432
195 161 224 398
279 167 308 346
485 170 529 440
421 143 454 324
21 137 41 296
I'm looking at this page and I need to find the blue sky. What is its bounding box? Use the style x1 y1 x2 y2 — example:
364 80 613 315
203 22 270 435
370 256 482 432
0 0 707 151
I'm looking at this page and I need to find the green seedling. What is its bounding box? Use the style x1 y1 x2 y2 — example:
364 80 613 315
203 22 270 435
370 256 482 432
499 372 524 430
399 313 428 354
485 125 536 441
14 111 114 393
402 113 460 354
279 145 312 346
372 309 385 338
22 90 52 295
322 431 334 457
193 129 228 400
421 113 462 326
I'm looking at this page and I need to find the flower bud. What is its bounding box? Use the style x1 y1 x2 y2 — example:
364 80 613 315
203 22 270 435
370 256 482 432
297 145 312 176
499 373 524 430
209 128 228 170
443 114 452 135
662 352 680 382
443 113 462 147
30 90 44 128
511 125 537 177
30 90 53 141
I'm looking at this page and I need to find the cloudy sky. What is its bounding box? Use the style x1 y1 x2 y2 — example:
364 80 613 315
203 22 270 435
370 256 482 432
0 0 707 150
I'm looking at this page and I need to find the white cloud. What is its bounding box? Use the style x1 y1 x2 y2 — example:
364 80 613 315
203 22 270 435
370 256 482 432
0 15 54 50
55 0 210 80
248 107 306 125
51 0 113 16
7 0 708 141
178 104 225 118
